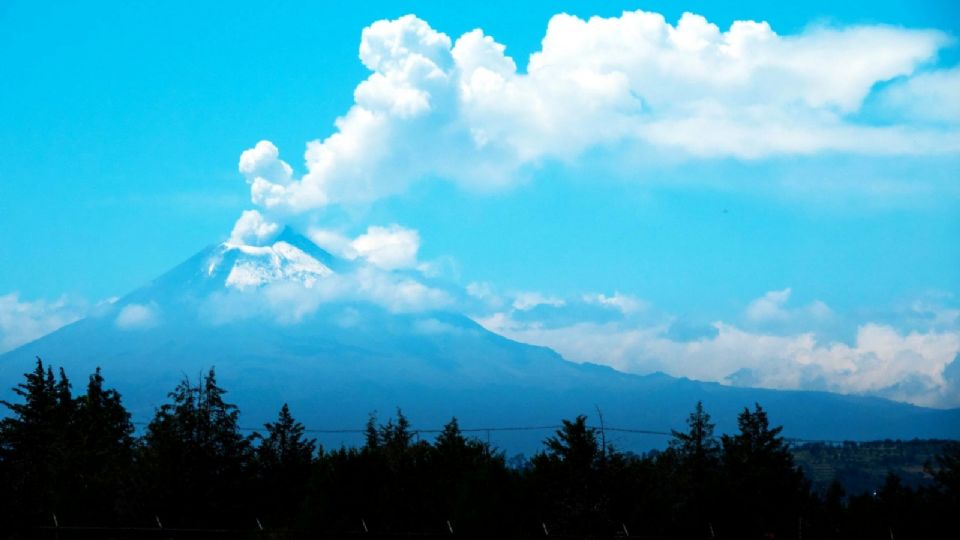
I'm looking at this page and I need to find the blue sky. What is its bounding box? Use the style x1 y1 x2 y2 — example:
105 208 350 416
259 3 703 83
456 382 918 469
1 1 958 406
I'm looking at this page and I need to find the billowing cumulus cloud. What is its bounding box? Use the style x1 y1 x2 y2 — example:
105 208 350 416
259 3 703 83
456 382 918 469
85 8 959 411
351 225 421 270
236 11 958 216
229 209 281 246
307 224 423 270
476 290 960 408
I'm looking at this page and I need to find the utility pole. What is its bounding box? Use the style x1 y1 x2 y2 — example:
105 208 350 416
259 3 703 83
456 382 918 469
595 405 607 464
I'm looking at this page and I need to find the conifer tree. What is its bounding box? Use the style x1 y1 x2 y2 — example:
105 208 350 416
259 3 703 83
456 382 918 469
364 412 380 450
668 401 721 535
140 367 252 526
255 403 316 527
542 415 600 470
70 367 135 524
670 400 719 464
379 408 413 453
532 416 609 536
719 404 808 538
0 359 75 526
259 403 316 468
435 417 467 456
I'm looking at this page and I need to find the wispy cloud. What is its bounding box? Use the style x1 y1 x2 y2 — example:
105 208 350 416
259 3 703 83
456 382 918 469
0 293 89 353
115 303 160 330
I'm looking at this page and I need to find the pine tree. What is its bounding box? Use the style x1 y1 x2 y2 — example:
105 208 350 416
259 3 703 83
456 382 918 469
70 367 135 524
719 404 808 538
722 404 790 466
259 403 316 468
140 367 252 527
0 359 75 528
255 403 316 527
668 401 721 534
429 416 510 534
379 408 413 454
670 400 719 464
532 416 609 536
435 417 467 456
364 412 380 450
542 415 600 470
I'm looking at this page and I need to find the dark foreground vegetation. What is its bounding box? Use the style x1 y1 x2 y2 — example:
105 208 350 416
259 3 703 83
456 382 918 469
1 360 957 539
792 438 956 495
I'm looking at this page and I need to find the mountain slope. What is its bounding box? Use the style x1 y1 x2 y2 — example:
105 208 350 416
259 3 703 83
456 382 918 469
2 231 958 452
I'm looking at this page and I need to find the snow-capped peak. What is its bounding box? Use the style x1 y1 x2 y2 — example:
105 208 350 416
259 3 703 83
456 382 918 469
206 231 336 290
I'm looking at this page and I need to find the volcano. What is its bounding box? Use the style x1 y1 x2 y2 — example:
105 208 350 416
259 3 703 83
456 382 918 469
2 229 958 452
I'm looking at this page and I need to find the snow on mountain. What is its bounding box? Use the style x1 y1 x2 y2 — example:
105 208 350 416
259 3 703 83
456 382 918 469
200 227 342 291
215 241 333 289
2 229 959 453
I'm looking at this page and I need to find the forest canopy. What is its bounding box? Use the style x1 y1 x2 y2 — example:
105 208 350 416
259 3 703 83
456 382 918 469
1 359 957 539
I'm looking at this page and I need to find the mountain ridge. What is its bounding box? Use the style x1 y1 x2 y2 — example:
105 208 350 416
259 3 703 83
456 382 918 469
1 230 957 452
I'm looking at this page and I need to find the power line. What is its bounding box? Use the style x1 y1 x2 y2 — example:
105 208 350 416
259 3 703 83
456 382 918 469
129 420 666 435
128 420 891 445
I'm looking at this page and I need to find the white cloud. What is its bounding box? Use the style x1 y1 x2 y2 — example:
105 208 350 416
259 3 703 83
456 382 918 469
744 288 833 327
351 266 451 312
351 224 421 270
206 222 450 324
877 66 960 124
306 224 423 270
413 317 465 336
512 291 566 311
239 140 295 189
745 288 794 321
466 281 504 309
238 11 958 214
911 297 960 328
114 303 159 330
466 281 495 300
307 228 358 259
0 293 88 353
201 263 452 326
582 292 647 315
229 209 281 246
478 311 960 408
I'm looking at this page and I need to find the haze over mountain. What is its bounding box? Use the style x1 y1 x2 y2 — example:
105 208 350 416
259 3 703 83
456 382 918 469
2 2 960 458
2 229 957 452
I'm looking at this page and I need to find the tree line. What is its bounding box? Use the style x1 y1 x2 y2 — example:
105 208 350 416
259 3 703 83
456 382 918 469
1 359 957 539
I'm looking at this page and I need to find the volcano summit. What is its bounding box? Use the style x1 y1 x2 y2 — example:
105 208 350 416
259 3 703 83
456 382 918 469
2 230 957 451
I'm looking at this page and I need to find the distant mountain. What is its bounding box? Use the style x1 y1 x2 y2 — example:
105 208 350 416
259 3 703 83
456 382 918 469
2 230 958 452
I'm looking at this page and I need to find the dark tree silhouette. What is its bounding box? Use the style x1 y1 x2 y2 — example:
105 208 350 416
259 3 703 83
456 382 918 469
719 403 809 538
2 362 957 538
364 411 380 449
68 367 135 524
0 359 73 527
139 367 252 527
254 403 316 527
531 415 613 536
670 400 719 464
0 361 135 531
667 401 721 535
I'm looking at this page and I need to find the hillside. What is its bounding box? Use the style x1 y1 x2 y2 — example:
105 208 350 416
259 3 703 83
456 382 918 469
2 230 958 452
